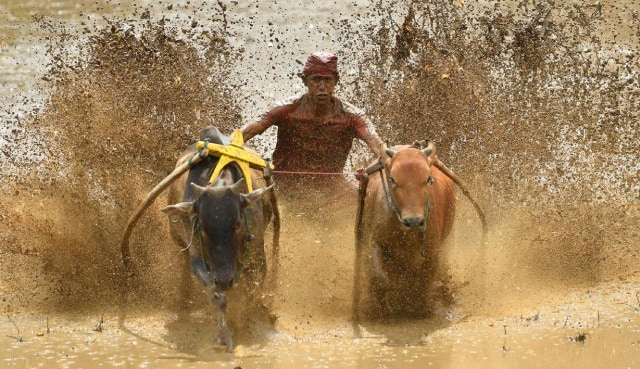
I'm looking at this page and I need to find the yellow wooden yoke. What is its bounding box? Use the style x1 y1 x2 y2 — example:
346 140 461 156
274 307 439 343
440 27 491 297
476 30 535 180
195 129 274 192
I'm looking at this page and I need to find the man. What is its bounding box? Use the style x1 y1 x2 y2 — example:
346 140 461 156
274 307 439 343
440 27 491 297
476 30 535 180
241 51 383 175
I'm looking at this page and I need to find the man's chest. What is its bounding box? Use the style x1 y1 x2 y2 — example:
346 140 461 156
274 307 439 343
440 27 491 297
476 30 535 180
281 114 353 140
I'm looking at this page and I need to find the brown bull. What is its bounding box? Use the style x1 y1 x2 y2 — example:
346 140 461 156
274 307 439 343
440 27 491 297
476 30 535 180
121 126 280 352
353 140 485 326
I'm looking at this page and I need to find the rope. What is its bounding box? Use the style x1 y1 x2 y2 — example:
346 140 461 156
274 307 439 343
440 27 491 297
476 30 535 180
180 216 198 252
379 167 403 222
189 138 210 166
234 209 253 281
196 218 206 269
272 170 346 176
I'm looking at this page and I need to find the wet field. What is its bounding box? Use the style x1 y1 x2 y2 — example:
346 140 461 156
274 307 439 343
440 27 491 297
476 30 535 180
3 285 640 369
1 0 640 368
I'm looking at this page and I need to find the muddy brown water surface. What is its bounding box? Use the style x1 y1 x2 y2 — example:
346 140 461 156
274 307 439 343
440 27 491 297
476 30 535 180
1 0 640 368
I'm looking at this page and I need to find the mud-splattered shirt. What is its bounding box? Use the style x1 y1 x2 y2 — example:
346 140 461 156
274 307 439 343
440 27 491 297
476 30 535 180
242 93 381 173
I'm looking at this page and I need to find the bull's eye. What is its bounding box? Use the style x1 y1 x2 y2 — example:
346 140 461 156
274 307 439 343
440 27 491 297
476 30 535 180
389 177 396 186
427 175 434 185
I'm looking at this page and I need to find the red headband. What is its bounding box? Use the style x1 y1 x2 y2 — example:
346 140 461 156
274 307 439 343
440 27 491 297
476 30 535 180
302 51 339 78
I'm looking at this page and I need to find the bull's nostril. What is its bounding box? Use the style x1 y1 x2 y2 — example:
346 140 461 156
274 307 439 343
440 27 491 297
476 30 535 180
214 276 234 289
402 218 425 228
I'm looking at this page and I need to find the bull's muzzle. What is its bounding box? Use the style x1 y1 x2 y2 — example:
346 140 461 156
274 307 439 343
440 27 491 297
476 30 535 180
401 217 425 229
214 275 235 290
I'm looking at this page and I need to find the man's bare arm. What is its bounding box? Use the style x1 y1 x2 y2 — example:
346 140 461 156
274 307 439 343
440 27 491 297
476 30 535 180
240 120 264 141
364 133 384 158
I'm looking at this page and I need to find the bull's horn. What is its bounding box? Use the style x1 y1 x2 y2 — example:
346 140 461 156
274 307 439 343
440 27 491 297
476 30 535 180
385 148 396 158
241 182 274 207
230 178 247 195
190 182 208 197
422 140 436 158
120 149 208 265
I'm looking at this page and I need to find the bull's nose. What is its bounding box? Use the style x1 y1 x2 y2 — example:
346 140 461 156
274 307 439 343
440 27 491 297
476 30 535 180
402 217 425 228
214 276 234 290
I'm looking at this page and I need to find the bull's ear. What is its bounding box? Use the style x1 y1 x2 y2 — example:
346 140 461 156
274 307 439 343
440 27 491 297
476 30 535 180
240 183 274 208
161 202 196 218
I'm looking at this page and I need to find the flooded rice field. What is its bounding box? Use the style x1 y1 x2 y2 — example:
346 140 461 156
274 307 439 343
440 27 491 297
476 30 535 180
1 0 640 368
4 281 640 368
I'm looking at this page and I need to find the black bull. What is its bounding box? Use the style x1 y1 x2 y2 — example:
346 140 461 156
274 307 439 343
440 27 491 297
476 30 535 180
120 127 280 352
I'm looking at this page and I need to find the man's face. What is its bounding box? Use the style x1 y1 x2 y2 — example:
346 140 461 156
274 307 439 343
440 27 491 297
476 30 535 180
304 74 337 104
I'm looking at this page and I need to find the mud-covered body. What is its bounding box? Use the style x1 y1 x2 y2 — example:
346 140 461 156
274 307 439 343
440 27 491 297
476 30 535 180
121 127 277 351
165 144 273 291
354 144 456 320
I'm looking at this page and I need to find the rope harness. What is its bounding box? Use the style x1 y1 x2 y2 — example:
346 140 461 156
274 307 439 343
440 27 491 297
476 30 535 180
358 160 434 259
272 170 346 176
372 160 432 226
183 130 271 285
379 166 403 223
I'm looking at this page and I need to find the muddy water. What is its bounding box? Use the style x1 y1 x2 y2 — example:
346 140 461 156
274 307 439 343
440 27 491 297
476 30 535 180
3 270 640 369
2 0 640 368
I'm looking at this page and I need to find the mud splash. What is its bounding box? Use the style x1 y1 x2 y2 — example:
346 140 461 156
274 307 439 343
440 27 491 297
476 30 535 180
1 0 640 367
343 0 640 301
1 3 243 314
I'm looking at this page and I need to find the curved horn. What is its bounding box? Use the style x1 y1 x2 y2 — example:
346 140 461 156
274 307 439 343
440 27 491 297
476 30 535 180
120 149 208 265
230 178 246 195
385 148 396 158
422 140 436 158
189 182 210 199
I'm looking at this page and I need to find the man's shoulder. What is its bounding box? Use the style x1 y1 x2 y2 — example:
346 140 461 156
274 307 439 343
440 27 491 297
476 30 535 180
260 93 304 121
272 93 305 109
333 96 377 133
334 96 365 116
